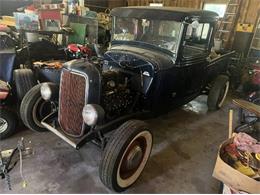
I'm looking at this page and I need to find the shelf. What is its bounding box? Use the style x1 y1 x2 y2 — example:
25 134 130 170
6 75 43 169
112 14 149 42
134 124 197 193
219 30 230 33
250 46 260 51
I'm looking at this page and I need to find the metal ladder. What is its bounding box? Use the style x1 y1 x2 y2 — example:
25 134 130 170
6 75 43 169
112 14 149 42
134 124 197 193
215 0 242 48
247 16 260 57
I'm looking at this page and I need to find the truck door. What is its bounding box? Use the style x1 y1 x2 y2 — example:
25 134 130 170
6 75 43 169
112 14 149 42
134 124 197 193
179 22 213 97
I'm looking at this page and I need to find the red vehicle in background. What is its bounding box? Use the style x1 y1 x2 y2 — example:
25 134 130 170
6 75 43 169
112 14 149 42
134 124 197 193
251 63 260 86
247 61 260 104
66 44 93 59
236 60 260 136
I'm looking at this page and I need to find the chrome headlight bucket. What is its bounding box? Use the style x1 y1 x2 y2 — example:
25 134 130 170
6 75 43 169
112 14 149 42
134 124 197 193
40 83 59 101
82 104 104 126
41 83 52 101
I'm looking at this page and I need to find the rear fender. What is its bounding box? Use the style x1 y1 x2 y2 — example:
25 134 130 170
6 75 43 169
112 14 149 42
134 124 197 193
0 91 9 100
0 80 10 100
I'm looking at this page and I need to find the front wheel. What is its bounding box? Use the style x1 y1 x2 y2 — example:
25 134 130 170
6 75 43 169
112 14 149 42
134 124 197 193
20 84 54 132
207 75 229 111
99 120 153 192
0 109 17 140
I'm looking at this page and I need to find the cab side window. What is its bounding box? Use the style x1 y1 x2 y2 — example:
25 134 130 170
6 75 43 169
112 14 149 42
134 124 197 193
185 22 212 50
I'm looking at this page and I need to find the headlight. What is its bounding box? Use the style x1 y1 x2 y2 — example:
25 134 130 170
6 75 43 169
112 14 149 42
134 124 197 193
82 104 104 126
41 83 52 101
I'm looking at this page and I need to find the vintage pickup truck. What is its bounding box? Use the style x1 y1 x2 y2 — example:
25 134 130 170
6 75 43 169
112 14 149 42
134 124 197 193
20 7 234 192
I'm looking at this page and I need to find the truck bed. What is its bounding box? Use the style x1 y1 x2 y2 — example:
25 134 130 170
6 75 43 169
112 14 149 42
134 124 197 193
206 51 235 83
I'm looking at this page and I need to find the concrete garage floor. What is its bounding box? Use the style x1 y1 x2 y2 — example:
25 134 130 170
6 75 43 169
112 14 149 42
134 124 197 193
0 95 237 193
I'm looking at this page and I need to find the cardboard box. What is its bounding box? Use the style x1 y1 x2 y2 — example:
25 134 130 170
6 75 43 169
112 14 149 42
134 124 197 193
222 184 248 194
213 138 260 194
33 0 52 8
13 12 39 30
38 9 62 31
41 3 65 10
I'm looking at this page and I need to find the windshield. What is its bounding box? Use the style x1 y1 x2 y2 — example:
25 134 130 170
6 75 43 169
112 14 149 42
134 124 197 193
112 17 182 53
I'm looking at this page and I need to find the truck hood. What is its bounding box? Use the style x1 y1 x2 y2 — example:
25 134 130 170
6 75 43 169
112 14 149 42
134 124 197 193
105 45 175 71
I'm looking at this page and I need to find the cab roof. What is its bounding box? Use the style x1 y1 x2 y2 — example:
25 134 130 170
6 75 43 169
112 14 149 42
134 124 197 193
111 6 219 22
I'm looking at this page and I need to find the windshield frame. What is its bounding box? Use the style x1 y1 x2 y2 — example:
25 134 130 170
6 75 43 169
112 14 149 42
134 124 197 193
111 16 184 57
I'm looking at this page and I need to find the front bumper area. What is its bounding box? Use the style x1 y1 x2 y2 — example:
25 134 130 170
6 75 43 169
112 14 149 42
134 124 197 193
41 112 96 150
42 110 152 150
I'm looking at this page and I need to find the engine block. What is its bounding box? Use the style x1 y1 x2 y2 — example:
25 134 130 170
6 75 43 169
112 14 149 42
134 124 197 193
101 70 134 118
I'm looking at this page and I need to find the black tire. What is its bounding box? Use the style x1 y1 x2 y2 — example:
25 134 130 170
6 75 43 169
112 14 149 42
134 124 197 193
13 69 37 100
228 64 241 90
0 109 17 140
20 84 52 132
207 75 229 111
99 120 153 192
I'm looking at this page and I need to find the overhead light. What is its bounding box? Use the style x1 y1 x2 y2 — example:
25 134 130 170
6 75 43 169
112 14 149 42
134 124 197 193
149 3 163 7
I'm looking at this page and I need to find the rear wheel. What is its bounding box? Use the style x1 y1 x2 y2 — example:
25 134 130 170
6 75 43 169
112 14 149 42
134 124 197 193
0 109 17 140
99 120 153 192
20 84 53 132
207 75 229 111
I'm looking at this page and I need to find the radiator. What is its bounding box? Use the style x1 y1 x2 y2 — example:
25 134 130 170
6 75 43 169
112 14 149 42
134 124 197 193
59 69 87 137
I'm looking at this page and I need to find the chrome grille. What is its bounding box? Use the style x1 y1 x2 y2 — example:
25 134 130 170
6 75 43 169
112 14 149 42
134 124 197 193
59 69 87 137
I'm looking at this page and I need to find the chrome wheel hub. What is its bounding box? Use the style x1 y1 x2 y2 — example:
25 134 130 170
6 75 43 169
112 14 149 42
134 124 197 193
117 131 153 188
126 145 143 171
0 118 8 133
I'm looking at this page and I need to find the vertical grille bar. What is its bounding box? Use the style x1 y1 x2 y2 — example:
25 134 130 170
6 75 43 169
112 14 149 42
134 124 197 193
59 69 87 137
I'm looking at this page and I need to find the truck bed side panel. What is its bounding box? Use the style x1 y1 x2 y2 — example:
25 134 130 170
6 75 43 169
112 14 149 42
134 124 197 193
206 51 234 83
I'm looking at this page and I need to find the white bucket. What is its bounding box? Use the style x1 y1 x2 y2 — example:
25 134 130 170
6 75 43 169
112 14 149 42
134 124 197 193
214 39 222 51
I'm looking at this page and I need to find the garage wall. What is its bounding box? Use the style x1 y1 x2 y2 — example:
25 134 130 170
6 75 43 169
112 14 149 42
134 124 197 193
0 0 33 16
125 0 260 48
239 0 260 24
108 0 127 8
85 0 108 12
127 0 260 25
128 0 205 8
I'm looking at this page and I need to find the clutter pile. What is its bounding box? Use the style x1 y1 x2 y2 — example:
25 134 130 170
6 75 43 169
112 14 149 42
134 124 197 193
33 60 64 69
213 132 260 194
222 133 260 178
97 9 111 31
13 1 64 32
66 43 93 59
213 99 260 194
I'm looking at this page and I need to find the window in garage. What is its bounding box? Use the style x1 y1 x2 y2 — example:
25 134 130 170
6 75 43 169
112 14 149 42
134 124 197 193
149 3 163 7
203 3 227 17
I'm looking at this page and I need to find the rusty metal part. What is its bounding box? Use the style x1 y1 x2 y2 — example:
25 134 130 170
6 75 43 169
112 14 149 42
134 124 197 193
59 70 87 137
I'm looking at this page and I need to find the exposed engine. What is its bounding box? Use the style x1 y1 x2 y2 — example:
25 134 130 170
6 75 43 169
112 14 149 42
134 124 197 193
101 70 135 119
